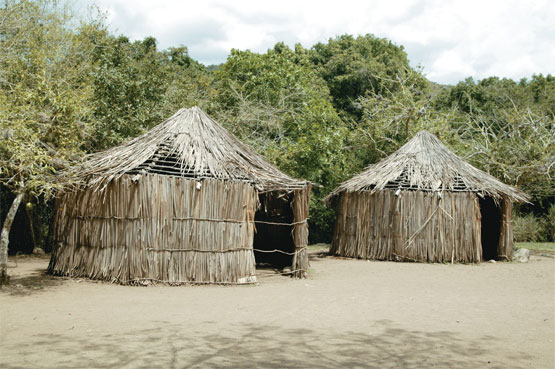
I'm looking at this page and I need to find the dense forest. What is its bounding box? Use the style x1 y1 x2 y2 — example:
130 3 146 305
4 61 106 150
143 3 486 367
1 0 553 260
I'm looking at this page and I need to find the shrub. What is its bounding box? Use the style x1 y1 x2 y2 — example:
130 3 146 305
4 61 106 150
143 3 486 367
540 204 555 242
513 214 543 242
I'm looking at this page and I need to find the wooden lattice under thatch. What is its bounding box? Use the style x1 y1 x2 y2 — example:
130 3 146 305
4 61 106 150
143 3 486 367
325 131 529 263
48 107 311 284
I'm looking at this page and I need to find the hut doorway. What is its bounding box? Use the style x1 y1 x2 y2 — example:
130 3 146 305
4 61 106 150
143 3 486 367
479 197 502 260
253 191 295 268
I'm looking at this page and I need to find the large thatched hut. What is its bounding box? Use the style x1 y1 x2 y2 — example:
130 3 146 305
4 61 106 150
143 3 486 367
325 131 529 263
48 107 311 284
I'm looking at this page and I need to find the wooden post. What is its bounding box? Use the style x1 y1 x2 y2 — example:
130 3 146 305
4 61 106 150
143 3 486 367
291 185 311 278
497 198 513 261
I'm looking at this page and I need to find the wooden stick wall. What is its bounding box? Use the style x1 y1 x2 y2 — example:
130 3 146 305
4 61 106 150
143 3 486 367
49 175 259 284
330 190 483 263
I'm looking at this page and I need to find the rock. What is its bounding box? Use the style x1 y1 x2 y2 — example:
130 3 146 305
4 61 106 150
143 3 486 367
32 247 45 255
282 266 292 275
237 276 257 284
513 248 530 263
488 259 496 263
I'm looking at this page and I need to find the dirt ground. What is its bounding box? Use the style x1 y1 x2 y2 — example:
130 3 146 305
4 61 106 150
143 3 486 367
1 253 554 369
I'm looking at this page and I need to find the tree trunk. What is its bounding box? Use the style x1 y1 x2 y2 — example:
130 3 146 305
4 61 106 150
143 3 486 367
0 191 24 285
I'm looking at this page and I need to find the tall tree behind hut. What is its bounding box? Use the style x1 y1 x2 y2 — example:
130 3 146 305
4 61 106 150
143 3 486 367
432 76 555 210
0 0 95 284
211 44 350 242
82 29 213 151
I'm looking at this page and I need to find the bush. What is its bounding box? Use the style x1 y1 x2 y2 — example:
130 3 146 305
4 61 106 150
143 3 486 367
513 214 544 242
540 204 555 242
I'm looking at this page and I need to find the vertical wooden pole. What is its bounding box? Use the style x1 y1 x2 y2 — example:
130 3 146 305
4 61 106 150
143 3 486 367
291 184 311 278
497 198 513 261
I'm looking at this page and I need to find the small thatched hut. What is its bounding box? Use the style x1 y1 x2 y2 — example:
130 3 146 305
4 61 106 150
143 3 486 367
325 131 529 263
48 107 311 284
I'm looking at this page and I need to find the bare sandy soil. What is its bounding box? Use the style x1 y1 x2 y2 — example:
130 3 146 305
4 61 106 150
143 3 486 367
1 253 554 369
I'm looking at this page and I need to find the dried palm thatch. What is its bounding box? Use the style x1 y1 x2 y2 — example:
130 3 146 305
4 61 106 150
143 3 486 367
77 106 307 192
49 107 310 284
325 131 529 203
327 131 529 263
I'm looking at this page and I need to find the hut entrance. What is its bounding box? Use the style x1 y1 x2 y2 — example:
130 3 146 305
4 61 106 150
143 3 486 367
253 191 295 268
479 197 502 260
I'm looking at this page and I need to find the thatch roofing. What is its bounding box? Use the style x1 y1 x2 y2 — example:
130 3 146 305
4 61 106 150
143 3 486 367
326 131 529 203
75 107 307 191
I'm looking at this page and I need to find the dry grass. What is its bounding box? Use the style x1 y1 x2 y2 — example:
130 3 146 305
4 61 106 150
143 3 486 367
325 131 529 203
69 107 308 192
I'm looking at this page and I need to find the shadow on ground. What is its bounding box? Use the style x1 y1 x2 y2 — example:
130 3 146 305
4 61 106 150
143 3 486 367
308 251 330 260
1 320 532 369
1 264 65 296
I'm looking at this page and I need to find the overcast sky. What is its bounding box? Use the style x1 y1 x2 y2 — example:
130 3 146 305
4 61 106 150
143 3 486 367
84 0 555 85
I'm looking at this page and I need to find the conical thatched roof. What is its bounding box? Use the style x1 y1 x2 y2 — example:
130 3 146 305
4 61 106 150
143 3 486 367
76 107 307 191
326 131 529 203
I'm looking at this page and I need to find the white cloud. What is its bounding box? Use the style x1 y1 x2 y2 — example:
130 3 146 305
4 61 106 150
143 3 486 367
86 0 555 84
429 50 476 83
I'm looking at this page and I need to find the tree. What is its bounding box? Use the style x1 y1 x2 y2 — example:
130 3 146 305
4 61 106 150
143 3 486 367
79 26 213 151
350 71 456 170
449 105 554 206
212 45 349 241
161 46 215 117
84 32 168 149
0 0 95 283
308 34 427 119
433 75 555 207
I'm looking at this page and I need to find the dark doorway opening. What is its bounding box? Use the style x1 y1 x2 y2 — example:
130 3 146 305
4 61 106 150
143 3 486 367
253 191 295 269
479 197 502 260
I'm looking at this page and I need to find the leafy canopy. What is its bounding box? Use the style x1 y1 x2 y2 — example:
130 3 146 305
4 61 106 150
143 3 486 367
0 0 94 196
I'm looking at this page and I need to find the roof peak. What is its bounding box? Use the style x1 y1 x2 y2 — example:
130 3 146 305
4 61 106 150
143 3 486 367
75 107 308 191
326 130 529 203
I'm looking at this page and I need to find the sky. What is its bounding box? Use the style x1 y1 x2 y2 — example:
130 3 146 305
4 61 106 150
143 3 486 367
83 0 555 85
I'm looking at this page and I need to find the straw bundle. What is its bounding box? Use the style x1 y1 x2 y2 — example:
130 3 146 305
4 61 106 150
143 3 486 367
76 107 307 192
325 131 529 203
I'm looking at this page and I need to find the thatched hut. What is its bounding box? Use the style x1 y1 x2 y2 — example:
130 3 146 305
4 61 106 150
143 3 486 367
325 131 529 263
48 107 311 284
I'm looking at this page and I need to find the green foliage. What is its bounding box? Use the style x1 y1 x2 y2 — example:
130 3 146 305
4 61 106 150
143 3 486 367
525 74 555 117
212 45 349 240
433 76 555 205
162 46 215 115
214 45 350 184
352 71 451 167
513 214 545 242
513 204 555 243
540 204 555 242
0 0 94 197
80 26 213 150
308 34 427 118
